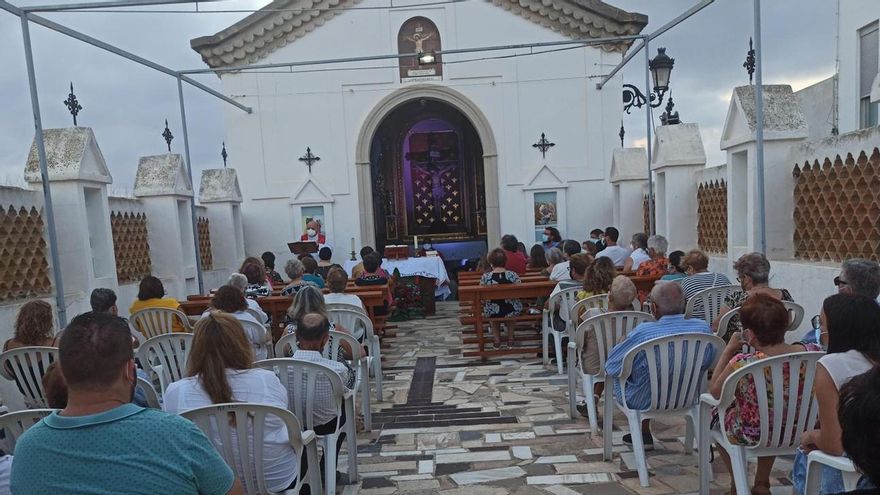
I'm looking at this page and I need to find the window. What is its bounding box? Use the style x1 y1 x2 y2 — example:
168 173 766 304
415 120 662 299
398 17 442 82
859 22 879 128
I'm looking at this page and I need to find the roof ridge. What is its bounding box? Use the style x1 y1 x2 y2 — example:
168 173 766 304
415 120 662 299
190 0 646 68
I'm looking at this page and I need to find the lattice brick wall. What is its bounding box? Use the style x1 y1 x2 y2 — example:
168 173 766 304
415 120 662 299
697 180 728 253
111 211 151 283
792 149 880 262
0 206 52 300
197 217 213 270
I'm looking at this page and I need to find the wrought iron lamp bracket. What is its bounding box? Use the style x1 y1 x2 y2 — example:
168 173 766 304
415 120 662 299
622 83 666 114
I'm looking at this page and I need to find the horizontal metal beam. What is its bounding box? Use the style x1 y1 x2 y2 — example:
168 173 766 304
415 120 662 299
181 34 644 74
596 0 715 90
0 0 251 113
22 0 223 12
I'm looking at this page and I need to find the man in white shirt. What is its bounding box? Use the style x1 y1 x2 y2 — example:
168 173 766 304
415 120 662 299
549 240 583 282
292 313 353 472
595 227 631 268
623 232 650 272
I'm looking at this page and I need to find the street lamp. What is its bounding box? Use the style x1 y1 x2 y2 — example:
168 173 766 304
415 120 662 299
622 47 675 114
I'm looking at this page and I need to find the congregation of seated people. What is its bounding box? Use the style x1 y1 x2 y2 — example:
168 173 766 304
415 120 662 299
1 227 879 495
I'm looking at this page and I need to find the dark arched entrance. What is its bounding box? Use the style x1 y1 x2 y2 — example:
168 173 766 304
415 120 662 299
369 98 487 257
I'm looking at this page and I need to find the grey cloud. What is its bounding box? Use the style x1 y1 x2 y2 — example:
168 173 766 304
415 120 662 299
0 0 837 190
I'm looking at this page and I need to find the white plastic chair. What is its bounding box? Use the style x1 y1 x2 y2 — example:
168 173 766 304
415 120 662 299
328 307 369 341
136 333 193 397
568 293 609 330
782 301 806 332
716 302 806 341
328 307 383 400
684 284 741 325
604 333 724 486
805 450 861 494
326 302 367 315
280 313 384 403
541 287 581 374
182 402 322 495
699 352 824 495
130 307 193 339
254 358 358 494
0 346 58 409
566 310 655 433
136 375 161 409
239 318 271 361
273 330 374 432
0 408 53 453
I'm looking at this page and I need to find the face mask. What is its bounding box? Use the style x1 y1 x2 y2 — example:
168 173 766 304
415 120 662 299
542 234 550 243
306 229 316 237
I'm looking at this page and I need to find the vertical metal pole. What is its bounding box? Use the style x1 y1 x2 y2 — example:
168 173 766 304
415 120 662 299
645 38 655 235
177 76 205 294
20 13 67 327
754 0 767 254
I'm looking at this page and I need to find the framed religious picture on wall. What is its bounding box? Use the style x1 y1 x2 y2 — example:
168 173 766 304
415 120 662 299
532 191 558 242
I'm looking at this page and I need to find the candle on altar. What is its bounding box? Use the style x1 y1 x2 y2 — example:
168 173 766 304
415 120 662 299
414 235 419 253
350 237 355 253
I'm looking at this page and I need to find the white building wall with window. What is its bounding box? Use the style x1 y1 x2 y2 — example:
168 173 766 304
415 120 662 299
838 0 880 133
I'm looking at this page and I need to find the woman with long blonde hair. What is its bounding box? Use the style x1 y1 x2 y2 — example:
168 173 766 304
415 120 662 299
4 300 56 351
163 312 299 492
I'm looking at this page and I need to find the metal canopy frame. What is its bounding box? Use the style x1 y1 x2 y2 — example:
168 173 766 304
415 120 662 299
0 0 715 327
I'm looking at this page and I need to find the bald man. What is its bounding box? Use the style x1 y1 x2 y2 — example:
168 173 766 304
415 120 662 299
604 282 715 448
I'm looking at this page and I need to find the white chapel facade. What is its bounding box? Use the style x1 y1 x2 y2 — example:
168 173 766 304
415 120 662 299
191 0 647 263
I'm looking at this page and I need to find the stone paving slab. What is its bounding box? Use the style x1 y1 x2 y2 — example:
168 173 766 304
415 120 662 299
338 302 794 494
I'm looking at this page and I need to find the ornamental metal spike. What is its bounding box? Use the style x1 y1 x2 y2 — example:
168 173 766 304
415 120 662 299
63 82 82 126
619 121 625 148
744 37 756 85
221 142 228 168
162 119 174 152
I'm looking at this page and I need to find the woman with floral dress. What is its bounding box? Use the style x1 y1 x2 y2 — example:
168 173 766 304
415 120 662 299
480 248 523 348
708 293 822 495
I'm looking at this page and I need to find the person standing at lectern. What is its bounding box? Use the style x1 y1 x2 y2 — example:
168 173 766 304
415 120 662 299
300 220 332 252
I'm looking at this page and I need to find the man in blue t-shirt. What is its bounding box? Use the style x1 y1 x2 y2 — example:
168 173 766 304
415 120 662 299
10 312 242 495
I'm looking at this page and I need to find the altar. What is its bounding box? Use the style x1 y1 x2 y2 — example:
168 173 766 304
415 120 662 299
343 256 451 299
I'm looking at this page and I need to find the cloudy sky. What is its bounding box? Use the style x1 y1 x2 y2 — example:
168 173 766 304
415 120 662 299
0 0 836 192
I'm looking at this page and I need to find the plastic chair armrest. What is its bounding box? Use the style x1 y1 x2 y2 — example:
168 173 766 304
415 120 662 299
301 430 316 444
807 450 857 472
699 392 720 407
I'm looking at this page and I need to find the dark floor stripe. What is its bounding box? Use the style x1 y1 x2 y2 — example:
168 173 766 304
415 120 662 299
406 356 436 405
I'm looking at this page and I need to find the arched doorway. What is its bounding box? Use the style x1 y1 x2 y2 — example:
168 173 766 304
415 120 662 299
354 85 500 255
369 99 486 254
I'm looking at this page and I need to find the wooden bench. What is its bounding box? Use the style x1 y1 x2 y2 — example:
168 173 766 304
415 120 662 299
180 291 386 342
458 280 556 359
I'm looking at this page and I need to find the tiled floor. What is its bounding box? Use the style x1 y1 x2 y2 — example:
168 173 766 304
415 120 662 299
339 302 795 494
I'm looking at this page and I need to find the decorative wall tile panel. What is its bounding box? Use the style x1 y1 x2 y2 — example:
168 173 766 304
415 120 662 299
111 211 151 283
197 217 213 271
0 206 51 300
697 180 728 254
792 148 880 262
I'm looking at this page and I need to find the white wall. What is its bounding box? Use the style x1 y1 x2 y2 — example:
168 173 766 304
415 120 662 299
838 0 880 134
217 0 626 259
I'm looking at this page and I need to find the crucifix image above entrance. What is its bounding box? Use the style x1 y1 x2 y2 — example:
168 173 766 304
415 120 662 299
299 147 320 173
532 132 555 159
